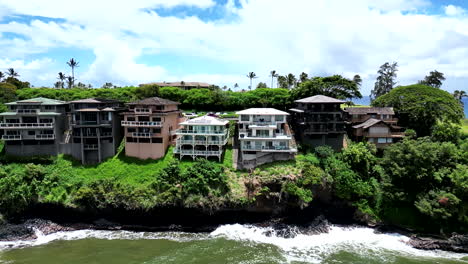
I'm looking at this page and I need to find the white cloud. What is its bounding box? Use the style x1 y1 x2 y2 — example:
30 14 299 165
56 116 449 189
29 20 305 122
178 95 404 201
444 5 466 16
0 0 468 93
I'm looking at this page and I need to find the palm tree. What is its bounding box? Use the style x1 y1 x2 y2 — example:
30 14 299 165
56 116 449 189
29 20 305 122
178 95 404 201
6 68 19 78
66 76 74 89
0 71 4 82
246 72 258 90
299 72 308 83
453 90 467 104
353 74 362 87
234 83 239 90
57 72 66 88
66 58 79 87
286 73 297 89
180 81 185 90
269 70 278 88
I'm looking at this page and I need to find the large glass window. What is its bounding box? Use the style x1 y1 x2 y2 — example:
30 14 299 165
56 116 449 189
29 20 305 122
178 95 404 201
275 115 284 121
241 115 250 121
377 138 387 143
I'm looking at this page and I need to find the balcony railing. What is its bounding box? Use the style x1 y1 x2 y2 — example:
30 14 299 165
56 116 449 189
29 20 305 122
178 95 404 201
364 132 405 137
0 123 54 129
132 132 153 138
83 144 98 150
2 135 22 140
241 145 292 151
239 133 291 139
174 149 223 155
16 109 39 114
177 139 228 145
35 134 55 140
72 120 111 126
176 129 226 135
121 121 162 127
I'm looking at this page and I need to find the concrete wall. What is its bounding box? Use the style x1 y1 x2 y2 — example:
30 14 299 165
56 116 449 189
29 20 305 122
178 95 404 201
301 134 345 151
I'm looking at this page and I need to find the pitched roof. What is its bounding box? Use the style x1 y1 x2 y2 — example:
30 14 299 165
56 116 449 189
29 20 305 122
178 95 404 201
236 108 290 115
5 97 67 105
140 82 211 88
180 115 228 126
345 107 394 115
353 118 390 129
127 97 180 105
69 98 121 104
295 95 345 104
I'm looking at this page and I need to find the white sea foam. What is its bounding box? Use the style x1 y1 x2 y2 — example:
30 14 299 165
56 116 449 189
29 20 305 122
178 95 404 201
210 224 468 263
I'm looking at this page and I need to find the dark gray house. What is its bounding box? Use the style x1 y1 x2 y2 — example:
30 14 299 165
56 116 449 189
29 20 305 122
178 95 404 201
0 97 69 156
289 95 346 150
65 98 125 164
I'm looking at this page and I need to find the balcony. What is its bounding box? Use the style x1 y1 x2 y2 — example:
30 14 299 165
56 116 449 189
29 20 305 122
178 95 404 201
132 132 153 138
134 108 151 114
241 145 297 152
0 123 54 129
16 109 39 114
2 135 22 140
177 138 228 145
176 129 227 135
121 121 162 127
83 144 98 150
239 133 291 140
72 120 111 126
35 134 55 140
173 149 223 156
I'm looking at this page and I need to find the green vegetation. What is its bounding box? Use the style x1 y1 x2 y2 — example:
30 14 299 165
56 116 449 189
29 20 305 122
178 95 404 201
461 119 468 136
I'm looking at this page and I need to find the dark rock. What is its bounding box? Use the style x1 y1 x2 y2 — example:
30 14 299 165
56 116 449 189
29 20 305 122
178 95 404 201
0 223 35 241
408 234 468 253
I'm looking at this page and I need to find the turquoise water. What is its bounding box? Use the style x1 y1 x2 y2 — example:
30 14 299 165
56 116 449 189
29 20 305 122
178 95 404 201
1 224 467 264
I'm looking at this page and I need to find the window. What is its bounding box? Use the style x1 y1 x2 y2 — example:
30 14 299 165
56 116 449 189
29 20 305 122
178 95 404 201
138 116 150 122
140 138 150 143
44 105 55 110
275 115 284 122
152 128 161 133
377 138 387 144
126 137 135 143
241 115 249 121
127 117 136 121
387 138 393 143
152 137 163 143
40 119 53 123
152 117 161 122
128 128 136 133
28 131 35 136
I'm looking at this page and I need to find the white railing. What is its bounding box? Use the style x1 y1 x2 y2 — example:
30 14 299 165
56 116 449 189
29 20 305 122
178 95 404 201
174 149 223 155
35 134 55 140
0 123 53 128
241 145 291 151
121 121 162 127
176 129 226 135
2 135 22 140
83 144 98 150
132 132 153 138
16 109 39 114
177 139 228 145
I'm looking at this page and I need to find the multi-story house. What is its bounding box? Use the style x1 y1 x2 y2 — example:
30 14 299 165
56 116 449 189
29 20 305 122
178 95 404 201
0 97 68 156
174 115 229 161
122 97 183 160
66 98 125 164
344 107 404 148
236 108 297 169
289 95 346 150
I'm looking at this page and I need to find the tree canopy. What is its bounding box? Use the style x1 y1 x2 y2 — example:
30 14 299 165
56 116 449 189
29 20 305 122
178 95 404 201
372 84 464 136
290 75 362 100
371 62 398 100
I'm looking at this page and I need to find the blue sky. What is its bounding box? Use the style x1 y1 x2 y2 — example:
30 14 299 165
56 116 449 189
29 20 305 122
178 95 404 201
0 0 467 95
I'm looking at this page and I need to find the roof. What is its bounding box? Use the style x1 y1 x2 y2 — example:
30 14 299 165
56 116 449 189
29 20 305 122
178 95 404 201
345 107 395 115
295 95 345 104
140 82 211 88
353 118 389 129
69 98 121 104
5 97 67 105
236 108 290 115
76 107 116 112
289 108 304 113
180 115 228 126
127 97 180 106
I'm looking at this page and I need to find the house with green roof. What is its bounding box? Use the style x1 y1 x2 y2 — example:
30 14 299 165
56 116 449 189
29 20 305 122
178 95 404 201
0 97 69 156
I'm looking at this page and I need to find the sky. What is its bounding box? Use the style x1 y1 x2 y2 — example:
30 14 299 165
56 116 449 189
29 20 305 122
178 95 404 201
0 0 467 95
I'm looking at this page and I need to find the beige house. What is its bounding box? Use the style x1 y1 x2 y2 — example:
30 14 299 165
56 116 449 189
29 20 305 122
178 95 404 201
236 108 297 169
174 115 229 161
122 97 183 160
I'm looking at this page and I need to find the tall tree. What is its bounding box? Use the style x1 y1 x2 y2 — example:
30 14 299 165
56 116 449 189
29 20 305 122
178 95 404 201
66 58 79 87
277 75 288 89
419 70 445 88
0 71 4 82
57 72 66 88
269 70 278 88
286 73 297 89
353 74 362 87
6 68 19 78
246 72 258 90
234 83 239 90
371 62 398 100
66 76 74 89
453 90 467 106
256 82 267 89
299 72 308 83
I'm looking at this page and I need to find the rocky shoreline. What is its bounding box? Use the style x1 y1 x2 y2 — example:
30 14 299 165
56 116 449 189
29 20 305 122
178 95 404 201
1 216 467 253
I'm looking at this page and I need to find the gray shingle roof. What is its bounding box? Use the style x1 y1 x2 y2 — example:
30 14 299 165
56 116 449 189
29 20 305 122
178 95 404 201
295 95 345 104
353 118 388 129
127 97 180 105
69 98 121 104
345 107 394 115
6 97 67 105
